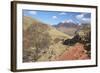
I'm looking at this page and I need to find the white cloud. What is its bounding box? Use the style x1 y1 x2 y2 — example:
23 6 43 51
28 11 37 15
76 14 84 19
59 12 67 15
52 16 57 19
76 13 91 24
82 18 91 23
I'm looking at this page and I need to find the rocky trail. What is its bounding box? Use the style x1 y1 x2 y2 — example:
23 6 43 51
56 43 90 61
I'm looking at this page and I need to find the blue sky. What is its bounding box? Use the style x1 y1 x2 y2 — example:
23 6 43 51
23 10 91 25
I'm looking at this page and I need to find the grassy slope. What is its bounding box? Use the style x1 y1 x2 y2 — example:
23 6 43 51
23 16 72 62
48 27 70 39
23 16 90 62
57 27 78 36
24 16 70 39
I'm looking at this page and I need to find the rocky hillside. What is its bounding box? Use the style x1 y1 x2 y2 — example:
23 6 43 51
56 43 89 60
23 16 70 62
54 21 80 36
23 16 91 62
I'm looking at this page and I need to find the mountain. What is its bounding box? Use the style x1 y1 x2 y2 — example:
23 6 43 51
23 16 70 40
53 21 80 36
54 22 79 28
23 16 90 62
23 16 71 62
23 16 50 30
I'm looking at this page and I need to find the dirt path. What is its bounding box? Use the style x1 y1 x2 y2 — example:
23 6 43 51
56 43 90 61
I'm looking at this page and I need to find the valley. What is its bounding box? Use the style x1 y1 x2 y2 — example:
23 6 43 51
23 16 91 62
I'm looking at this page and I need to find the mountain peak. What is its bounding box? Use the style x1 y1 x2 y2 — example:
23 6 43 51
55 20 78 28
61 19 74 24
